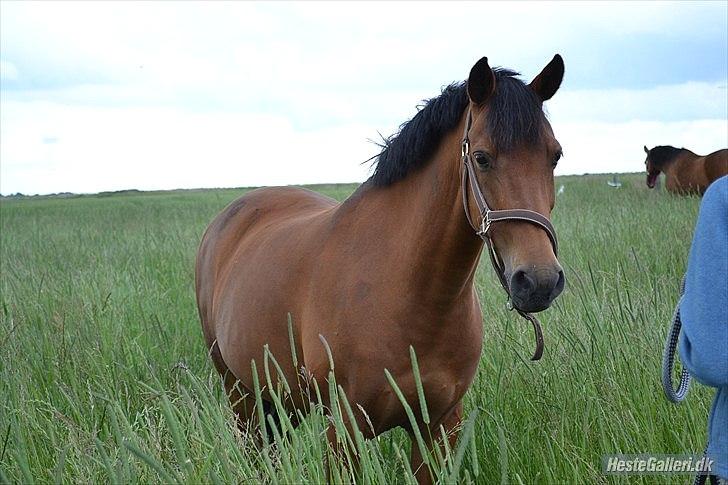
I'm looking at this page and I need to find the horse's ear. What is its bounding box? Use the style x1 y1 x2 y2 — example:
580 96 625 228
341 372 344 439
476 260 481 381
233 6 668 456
529 54 564 102
644 145 649 154
467 57 496 105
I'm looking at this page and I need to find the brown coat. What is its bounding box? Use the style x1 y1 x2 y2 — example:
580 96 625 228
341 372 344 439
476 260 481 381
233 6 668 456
645 146 728 195
195 55 566 483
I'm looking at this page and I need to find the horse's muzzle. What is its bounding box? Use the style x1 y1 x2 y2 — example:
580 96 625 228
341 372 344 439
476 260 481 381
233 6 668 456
647 172 659 188
509 265 565 313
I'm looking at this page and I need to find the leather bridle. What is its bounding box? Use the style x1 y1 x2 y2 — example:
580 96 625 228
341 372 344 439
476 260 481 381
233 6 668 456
460 109 559 361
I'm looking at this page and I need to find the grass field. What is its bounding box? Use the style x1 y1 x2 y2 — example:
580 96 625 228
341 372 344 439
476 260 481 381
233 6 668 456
0 174 714 484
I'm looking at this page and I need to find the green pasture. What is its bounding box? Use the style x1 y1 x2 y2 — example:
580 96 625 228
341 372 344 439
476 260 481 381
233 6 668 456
0 174 713 483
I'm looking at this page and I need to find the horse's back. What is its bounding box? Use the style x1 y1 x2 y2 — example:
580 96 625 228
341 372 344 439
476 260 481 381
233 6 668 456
667 150 728 195
705 149 728 185
195 186 337 349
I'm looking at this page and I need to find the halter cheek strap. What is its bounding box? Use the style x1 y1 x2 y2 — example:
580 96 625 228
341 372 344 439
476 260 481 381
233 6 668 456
461 110 559 361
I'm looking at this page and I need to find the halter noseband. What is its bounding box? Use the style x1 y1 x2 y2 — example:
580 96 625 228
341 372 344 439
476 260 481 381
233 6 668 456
460 109 559 361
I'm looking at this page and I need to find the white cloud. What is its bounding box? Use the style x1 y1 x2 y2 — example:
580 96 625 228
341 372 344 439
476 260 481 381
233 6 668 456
547 81 728 175
554 119 728 176
1 1 726 194
549 82 727 122
0 60 18 81
3 94 726 195
0 100 376 195
3 1 725 93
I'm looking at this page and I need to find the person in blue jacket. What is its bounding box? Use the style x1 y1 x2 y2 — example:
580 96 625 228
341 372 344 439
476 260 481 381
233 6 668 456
679 175 728 480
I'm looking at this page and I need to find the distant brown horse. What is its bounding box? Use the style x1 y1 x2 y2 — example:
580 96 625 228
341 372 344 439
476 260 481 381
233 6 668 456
644 145 728 195
196 55 566 482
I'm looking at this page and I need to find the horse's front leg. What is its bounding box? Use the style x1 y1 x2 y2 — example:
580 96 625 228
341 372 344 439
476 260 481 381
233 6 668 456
410 401 463 485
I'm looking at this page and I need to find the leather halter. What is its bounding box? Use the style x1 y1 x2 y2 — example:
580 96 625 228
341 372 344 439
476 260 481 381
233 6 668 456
460 109 559 361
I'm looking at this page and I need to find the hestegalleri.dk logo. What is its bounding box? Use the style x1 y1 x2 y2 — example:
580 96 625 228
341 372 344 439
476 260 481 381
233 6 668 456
602 454 714 475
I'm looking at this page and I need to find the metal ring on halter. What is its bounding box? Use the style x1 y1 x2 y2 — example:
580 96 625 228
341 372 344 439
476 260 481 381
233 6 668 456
461 140 470 160
479 211 492 237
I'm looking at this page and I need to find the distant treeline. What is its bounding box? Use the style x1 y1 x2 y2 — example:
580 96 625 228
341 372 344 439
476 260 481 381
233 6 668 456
0 183 362 200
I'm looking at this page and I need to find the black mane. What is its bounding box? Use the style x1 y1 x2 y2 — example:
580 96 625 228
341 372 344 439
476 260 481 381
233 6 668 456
368 69 546 186
648 145 685 168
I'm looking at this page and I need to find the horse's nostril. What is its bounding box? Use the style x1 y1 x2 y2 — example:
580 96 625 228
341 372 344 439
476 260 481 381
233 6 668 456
551 269 565 299
510 266 564 312
511 269 535 296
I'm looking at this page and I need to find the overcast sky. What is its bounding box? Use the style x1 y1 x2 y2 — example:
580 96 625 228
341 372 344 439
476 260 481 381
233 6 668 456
1 1 726 195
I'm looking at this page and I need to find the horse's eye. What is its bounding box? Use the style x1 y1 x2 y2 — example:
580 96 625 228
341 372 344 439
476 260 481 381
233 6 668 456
551 151 563 168
474 151 492 169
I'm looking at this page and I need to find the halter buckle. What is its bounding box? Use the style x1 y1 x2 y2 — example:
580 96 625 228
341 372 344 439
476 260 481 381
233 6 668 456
478 210 492 237
461 139 469 160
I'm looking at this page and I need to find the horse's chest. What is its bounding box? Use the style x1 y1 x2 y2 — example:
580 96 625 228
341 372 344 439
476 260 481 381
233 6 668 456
338 336 480 429
361 363 471 434
666 171 685 192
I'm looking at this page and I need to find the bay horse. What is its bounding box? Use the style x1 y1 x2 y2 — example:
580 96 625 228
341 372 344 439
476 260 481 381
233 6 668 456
195 55 566 482
644 145 728 195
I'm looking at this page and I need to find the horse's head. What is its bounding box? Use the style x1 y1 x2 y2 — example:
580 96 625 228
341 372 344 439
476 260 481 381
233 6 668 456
643 145 662 188
643 145 683 188
465 55 565 313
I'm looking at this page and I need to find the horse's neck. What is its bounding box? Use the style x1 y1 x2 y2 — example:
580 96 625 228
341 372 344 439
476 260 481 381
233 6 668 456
347 117 483 306
663 150 698 182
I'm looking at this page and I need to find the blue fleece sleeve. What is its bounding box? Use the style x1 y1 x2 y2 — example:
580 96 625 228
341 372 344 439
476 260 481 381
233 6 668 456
679 176 728 388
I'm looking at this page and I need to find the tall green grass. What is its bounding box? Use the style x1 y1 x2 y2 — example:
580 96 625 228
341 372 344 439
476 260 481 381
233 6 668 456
0 175 712 483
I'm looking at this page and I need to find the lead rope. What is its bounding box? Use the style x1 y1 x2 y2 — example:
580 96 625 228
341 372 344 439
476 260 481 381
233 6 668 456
482 235 545 361
659 279 718 485
661 274 691 403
